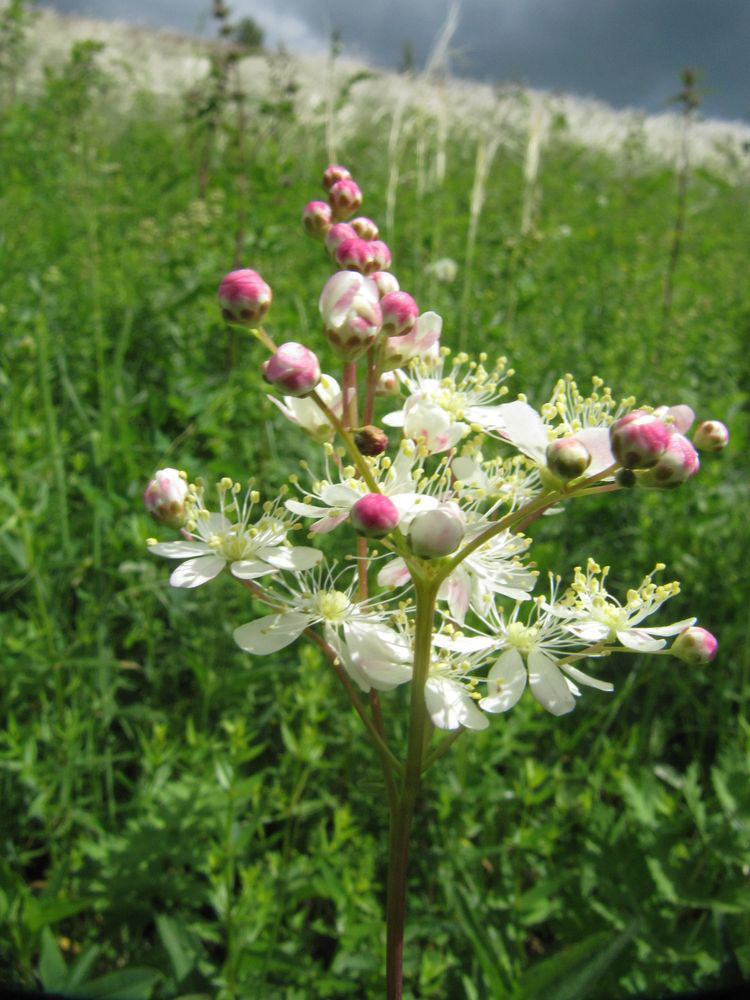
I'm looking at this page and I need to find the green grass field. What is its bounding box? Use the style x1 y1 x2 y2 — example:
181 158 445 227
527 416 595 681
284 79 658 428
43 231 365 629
1 14 750 999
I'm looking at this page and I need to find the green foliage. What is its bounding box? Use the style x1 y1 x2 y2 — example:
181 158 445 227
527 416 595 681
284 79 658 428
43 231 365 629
0 30 749 999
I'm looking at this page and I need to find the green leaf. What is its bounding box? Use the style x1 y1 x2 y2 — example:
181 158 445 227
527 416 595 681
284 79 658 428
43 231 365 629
74 966 162 999
518 923 637 1000
156 913 194 982
25 895 94 932
38 927 68 992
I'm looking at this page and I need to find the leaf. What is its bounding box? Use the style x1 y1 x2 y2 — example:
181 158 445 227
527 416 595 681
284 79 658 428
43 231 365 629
38 927 68 992
518 923 637 1000
156 913 194 982
74 967 163 999
25 895 94 932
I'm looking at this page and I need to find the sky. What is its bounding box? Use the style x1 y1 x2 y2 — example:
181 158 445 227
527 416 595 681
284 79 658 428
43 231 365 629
38 1 750 122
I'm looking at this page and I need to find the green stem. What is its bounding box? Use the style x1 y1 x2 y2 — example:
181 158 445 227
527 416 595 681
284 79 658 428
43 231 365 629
310 391 381 493
385 575 438 1000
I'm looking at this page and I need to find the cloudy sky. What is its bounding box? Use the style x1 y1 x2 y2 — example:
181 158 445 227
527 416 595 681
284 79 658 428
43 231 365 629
39 1 750 121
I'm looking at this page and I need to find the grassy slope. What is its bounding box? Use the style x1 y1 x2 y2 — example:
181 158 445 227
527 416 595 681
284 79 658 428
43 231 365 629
1 19 749 1000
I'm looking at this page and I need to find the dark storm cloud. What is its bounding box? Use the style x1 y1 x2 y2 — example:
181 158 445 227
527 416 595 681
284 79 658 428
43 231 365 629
39 1 750 121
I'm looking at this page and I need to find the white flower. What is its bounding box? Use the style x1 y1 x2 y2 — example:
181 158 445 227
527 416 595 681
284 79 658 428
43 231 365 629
552 560 696 652
148 479 322 588
233 571 412 692
268 373 343 442
380 311 442 372
451 451 543 513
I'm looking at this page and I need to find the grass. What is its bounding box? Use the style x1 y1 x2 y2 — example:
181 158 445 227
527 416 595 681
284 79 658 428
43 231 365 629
1 12 749 999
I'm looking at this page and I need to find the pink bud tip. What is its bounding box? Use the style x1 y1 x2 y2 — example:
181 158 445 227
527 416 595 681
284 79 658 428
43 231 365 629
638 432 700 489
144 468 188 527
324 222 358 257
408 505 465 558
262 342 321 397
328 178 362 221
351 216 379 240
692 420 729 452
218 269 272 326
671 626 718 665
302 201 332 239
610 411 671 469
335 237 377 274
350 494 400 538
380 291 419 335
546 437 592 481
322 164 352 191
369 240 391 272
370 271 400 297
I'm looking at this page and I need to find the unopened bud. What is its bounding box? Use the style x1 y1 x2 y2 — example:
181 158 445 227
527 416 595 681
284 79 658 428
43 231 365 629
638 433 700 489
380 291 418 335
303 201 332 239
336 237 378 274
615 468 637 488
351 216 379 240
609 411 671 469
354 425 389 456
144 468 187 527
692 420 729 452
262 342 321 397
324 222 358 257
376 371 400 396
350 493 400 538
369 240 392 272
408 505 465 558
322 164 352 191
370 271 400 297
218 269 272 326
545 438 592 481
329 178 362 221
670 626 718 665
319 271 382 361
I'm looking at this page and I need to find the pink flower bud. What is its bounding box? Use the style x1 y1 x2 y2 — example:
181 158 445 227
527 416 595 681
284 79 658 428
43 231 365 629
370 271 400 297
302 200 332 239
609 411 671 469
670 626 718 665
376 371 400 396
324 222 358 257
322 164 352 191
381 311 442 371
637 433 700 489
350 494 400 538
144 468 188 527
329 178 362 221
354 425 389 456
692 420 729 452
262 342 321 397
408 505 465 558
545 437 592 481
380 291 419 335
335 237 378 274
218 269 272 326
351 216 379 240
319 271 383 361
369 240 392 272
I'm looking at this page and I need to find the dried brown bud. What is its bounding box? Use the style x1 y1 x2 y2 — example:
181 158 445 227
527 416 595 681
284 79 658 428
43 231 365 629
354 425 389 456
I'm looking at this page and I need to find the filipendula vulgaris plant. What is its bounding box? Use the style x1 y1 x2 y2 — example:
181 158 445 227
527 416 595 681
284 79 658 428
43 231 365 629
145 165 728 999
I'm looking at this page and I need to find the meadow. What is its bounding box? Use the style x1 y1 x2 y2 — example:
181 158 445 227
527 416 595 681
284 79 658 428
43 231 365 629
1 6 750 998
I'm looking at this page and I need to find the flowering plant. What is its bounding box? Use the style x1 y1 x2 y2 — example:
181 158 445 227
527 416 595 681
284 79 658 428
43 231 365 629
145 166 726 999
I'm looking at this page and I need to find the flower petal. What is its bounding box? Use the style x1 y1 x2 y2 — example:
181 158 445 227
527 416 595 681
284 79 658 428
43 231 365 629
169 554 226 588
377 558 412 589
635 617 696 636
233 612 311 654
230 560 278 580
528 650 576 715
575 427 615 476
480 649 527 713
559 662 614 692
309 511 350 534
496 400 547 461
425 677 489 731
566 621 611 643
616 628 666 652
148 540 212 558
259 545 323 571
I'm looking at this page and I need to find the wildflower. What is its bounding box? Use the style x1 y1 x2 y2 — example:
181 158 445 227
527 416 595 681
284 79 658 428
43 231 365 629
218 269 272 326
149 480 322 588
670 626 718 665
692 420 729 452
610 411 671 469
380 311 442 372
268 373 344 442
354 425 389 456
325 222 358 257
262 342 320 397
319 270 382 361
144 468 188 527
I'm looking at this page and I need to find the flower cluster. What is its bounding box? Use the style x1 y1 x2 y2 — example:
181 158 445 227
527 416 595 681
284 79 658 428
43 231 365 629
145 165 725 739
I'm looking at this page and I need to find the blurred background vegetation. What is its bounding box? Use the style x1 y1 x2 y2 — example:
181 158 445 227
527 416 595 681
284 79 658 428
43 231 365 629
1 1 749 997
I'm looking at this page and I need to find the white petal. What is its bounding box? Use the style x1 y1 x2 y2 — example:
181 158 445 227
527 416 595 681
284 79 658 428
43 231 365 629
566 621 611 642
230 560 278 580
309 511 349 534
464 405 506 430
259 545 322 571
496 400 548 461
148 540 212 558
285 500 330 518
382 409 406 428
425 677 489 731
169 554 226 588
432 633 492 653
480 649 527 713
559 662 614 692
575 427 615 476
528 651 576 715
666 404 695 434
377 558 412 589
616 628 666 652
444 572 470 623
637 617 696 636
233 612 311 654
320 483 359 507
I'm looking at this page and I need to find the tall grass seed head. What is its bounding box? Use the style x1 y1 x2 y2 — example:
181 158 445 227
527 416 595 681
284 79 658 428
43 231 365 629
610 411 671 468
218 269 272 326
144 467 188 527
262 342 321 397
303 200 333 239
670 625 718 664
350 493 400 538
693 420 729 452
637 432 700 489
